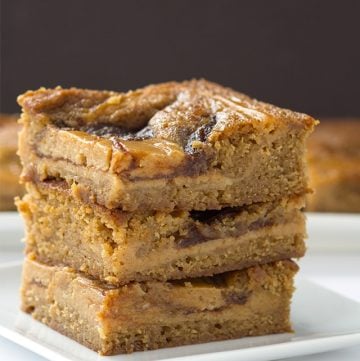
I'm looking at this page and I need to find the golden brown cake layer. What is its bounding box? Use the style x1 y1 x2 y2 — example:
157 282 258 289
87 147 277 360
0 114 24 210
18 181 306 285
21 257 297 355
307 119 360 212
18 80 316 211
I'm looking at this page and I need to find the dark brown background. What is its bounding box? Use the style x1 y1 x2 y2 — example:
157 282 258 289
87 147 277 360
1 0 360 117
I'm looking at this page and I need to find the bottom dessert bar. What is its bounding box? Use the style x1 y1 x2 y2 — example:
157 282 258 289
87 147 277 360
21 257 298 355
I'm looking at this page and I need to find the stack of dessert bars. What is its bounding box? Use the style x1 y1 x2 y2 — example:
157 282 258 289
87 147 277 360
17 80 316 355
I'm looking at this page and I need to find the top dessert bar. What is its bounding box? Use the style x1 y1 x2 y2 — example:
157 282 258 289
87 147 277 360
18 80 316 211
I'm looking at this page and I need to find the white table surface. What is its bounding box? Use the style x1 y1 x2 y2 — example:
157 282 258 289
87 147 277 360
1 213 360 361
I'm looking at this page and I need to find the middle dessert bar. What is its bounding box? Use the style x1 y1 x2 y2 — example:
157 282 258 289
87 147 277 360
18 181 306 285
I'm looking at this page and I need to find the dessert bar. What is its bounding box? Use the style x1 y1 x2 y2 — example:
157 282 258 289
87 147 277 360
22 257 297 355
18 80 316 211
18 181 305 285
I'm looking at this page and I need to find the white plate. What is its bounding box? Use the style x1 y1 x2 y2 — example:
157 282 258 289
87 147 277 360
0 262 360 361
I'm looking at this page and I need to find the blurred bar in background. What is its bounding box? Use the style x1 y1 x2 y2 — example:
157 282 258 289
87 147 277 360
0 114 24 210
307 119 360 213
